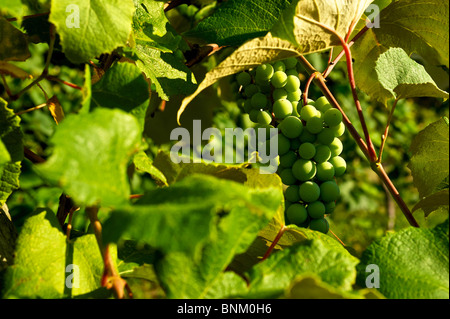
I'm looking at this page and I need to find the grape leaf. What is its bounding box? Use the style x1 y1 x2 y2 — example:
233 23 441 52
91 61 150 129
0 98 23 206
408 117 449 199
0 0 24 18
132 151 168 187
35 108 142 207
0 17 30 61
185 0 292 46
375 48 449 100
49 0 135 63
1 209 116 298
412 189 449 218
356 220 449 299
0 61 30 79
0 204 17 272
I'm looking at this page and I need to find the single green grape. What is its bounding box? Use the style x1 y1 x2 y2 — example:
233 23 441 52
271 71 288 88
317 128 335 145
331 122 346 137
329 137 343 156
257 110 273 125
329 156 347 177
324 201 336 214
243 99 253 113
309 218 329 234
285 185 301 202
279 116 303 138
273 99 293 119
236 72 252 87
273 61 286 72
251 92 268 109
286 203 308 226
273 88 288 101
307 201 326 219
249 109 260 123
279 168 297 185
287 89 302 102
314 145 332 163
285 75 301 92
316 161 335 181
256 63 274 81
323 108 343 128
306 116 324 134
284 57 298 69
319 180 340 203
277 133 291 156
299 181 321 202
280 151 297 168
300 104 319 121
292 159 317 182
244 84 260 98
299 129 317 144
298 142 316 160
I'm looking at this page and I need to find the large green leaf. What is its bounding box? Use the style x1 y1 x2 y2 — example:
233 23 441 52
185 0 292 46
0 98 22 206
49 0 135 63
408 117 449 199
35 108 142 207
2 209 114 298
356 220 449 299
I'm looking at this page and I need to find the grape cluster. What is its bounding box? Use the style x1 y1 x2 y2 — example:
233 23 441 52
232 58 347 234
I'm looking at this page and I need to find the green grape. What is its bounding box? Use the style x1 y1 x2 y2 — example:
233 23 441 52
285 75 301 92
306 116 324 134
256 63 274 81
279 116 303 138
244 84 260 98
329 156 347 177
285 185 301 202
251 92 268 109
320 180 340 202
299 129 317 143
307 201 326 219
277 133 291 155
273 99 293 119
243 99 253 113
299 181 320 202
287 89 302 102
317 128 335 145
291 101 300 117
273 61 286 72
290 137 301 150
257 110 273 125
329 137 343 156
314 96 331 112
271 71 288 88
298 142 316 160
316 161 335 181
273 88 288 101
236 72 252 87
324 201 336 214
292 159 317 181
249 109 260 123
309 218 329 234
280 151 297 168
300 104 319 121
331 122 346 137
314 145 332 163
279 168 297 185
284 57 298 69
286 69 299 77
286 203 308 226
324 108 343 127
284 200 293 211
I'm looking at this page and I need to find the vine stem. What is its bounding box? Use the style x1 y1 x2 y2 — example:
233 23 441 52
86 207 133 299
378 98 399 164
261 225 287 261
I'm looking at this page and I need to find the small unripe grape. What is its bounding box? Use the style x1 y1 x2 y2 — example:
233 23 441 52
317 128 335 145
329 137 343 156
249 109 260 123
273 88 288 101
314 145 332 163
286 69 299 77
279 168 297 185
284 57 298 69
299 181 320 202
287 89 302 102
277 133 291 155
324 108 343 127
315 96 332 113
329 156 347 177
300 104 319 121
273 99 293 119
285 75 301 92
244 84 260 98
279 116 303 139
257 110 273 125
271 71 288 88
298 142 316 160
256 63 274 81
316 161 335 181
286 203 308 226
306 116 324 134
280 151 297 168
309 218 329 234
307 201 326 219
243 99 253 113
331 122 346 137
299 129 317 143
324 201 336 214
236 72 252 87
292 159 317 182
273 61 286 72
285 185 301 202
320 180 340 202
251 92 268 109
